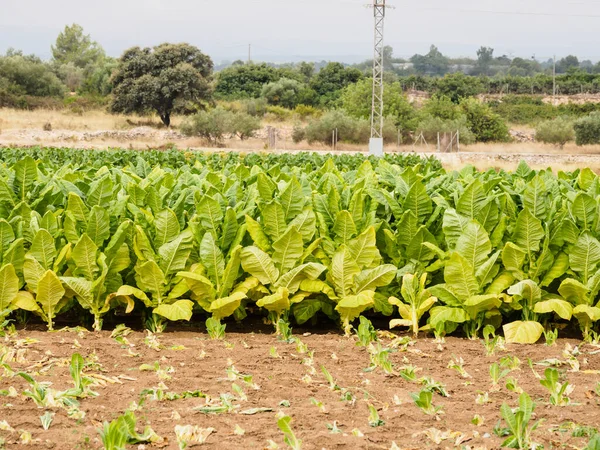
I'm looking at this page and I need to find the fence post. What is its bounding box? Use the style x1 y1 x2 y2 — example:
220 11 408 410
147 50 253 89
457 129 460 153
437 132 440 152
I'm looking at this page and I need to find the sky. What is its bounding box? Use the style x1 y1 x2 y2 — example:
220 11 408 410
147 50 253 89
1 0 600 64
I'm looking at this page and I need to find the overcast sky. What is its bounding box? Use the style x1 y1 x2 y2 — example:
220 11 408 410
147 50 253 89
2 0 600 63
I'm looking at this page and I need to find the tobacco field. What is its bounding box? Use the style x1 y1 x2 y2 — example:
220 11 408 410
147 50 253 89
0 147 600 449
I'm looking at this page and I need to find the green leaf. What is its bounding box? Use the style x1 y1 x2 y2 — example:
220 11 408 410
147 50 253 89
210 292 246 320
348 227 379 269
86 206 110 247
503 320 544 344
571 193 597 230
403 180 432 223
442 209 469 249
197 196 223 232
0 264 19 312
276 263 326 293
159 230 193 276
29 229 56 270
428 306 469 328
570 232 600 284
541 252 569 287
331 245 360 297
533 298 573 320
272 227 304 274
134 261 165 302
153 300 194 322
244 215 271 252
456 179 486 220
240 246 279 285
71 234 99 280
154 208 180 247
287 208 316 243
502 242 527 274
508 280 542 306
354 265 396 293
279 178 304 221
523 175 548 220
333 210 357 244
444 253 479 300
256 287 290 315
558 278 590 306
512 208 544 254
61 277 94 312
36 270 65 330
456 221 492 270
335 291 375 326
262 202 287 242
13 156 37 200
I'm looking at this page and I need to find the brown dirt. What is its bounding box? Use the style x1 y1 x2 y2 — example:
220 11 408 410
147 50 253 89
1 323 599 450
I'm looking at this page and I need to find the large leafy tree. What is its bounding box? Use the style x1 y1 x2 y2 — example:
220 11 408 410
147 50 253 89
110 43 213 126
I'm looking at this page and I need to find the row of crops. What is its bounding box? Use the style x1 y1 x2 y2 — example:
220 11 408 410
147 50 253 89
0 147 599 343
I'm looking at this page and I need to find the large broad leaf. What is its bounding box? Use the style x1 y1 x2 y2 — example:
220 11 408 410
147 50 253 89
558 278 589 306
220 208 239 252
403 180 432 223
67 192 89 223
534 298 573 320
508 280 542 306
501 242 527 274
86 175 113 209
279 177 304 221
331 245 360 297
0 219 15 258
292 299 330 325
219 246 242 298
240 246 279 285
134 260 165 302
570 232 600 284
444 252 479 300
512 208 544 254
159 230 193 276
573 304 600 326
262 202 287 242
333 210 357 244
210 292 246 320
299 279 338 300
522 175 548 220
442 209 469 249
13 156 37 200
406 227 436 263
245 215 271 252
86 206 110 247
503 320 544 344
456 179 486 220
0 264 19 312
199 231 225 286
287 208 316 243
153 300 194 322
36 270 65 329
154 208 180 248
61 277 94 312
30 229 56 270
456 221 492 270
463 294 501 319
354 265 396 293
428 284 461 307
540 252 569 287
348 227 379 269
256 287 290 315
428 306 469 329
272 227 304 274
476 250 500 287
23 255 45 292
571 193 597 231
71 234 99 280
196 196 223 233
277 263 326 293
335 290 375 327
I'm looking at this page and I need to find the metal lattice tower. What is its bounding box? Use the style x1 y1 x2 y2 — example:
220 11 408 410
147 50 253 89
369 1 386 156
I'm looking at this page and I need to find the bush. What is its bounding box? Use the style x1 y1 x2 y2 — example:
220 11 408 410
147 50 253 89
265 105 292 122
243 98 268 117
460 98 510 142
416 115 476 145
535 117 575 148
181 108 262 145
293 104 322 120
261 78 304 109
230 112 261 141
574 112 600 146
303 110 357 145
421 95 462 121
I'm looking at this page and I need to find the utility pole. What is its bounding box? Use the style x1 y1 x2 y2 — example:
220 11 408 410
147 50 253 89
369 1 386 156
553 55 556 99
248 44 252 64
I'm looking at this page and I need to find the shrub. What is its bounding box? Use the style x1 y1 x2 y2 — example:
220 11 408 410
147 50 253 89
460 98 510 142
243 98 268 117
421 95 462 121
293 104 322 120
417 115 476 145
265 105 292 122
574 112 600 146
230 112 261 140
261 78 304 109
181 108 233 146
535 117 575 148
292 123 306 144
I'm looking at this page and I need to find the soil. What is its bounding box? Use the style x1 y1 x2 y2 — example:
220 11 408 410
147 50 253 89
1 321 599 450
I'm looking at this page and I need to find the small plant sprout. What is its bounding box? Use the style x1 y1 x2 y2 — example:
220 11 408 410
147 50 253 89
500 355 521 370
471 414 485 426
475 391 490 405
366 343 394 374
205 317 226 340
482 325 505 356
40 411 54 430
498 392 543 449
388 273 437 337
269 346 282 359
174 425 215 449
540 368 573 406
277 414 302 450
447 355 471 378
310 397 326 413
277 319 294 343
544 328 558 346
505 377 524 394
490 362 510 389
327 421 342 433
411 389 443 416
98 411 162 450
320 365 339 391
368 404 385 427
355 316 377 346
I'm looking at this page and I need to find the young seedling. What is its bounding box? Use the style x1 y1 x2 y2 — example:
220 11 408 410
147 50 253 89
398 365 419 383
277 319 294 343
326 421 342 434
310 397 326 413
420 377 449 397
368 404 385 427
205 317 226 340
366 343 394 374
320 365 339 391
500 355 521 370
98 411 162 450
544 328 558 346
482 325 505 356
498 392 542 449
277 414 302 450
447 355 471 378
540 368 573 406
505 377 524 394
194 394 238 414
355 316 377 347
411 389 443 416
40 411 54 430
490 362 510 388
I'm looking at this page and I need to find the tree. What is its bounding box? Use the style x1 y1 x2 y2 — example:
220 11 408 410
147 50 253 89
556 55 580 74
52 24 104 69
460 98 510 142
535 117 575 148
410 45 449 76
0 51 65 97
110 43 213 127
508 58 541 76
297 62 315 81
309 62 363 107
435 73 483 103
261 78 305 109
215 63 280 99
474 46 494 76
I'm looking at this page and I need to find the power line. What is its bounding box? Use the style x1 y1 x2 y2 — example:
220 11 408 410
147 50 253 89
411 7 600 18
